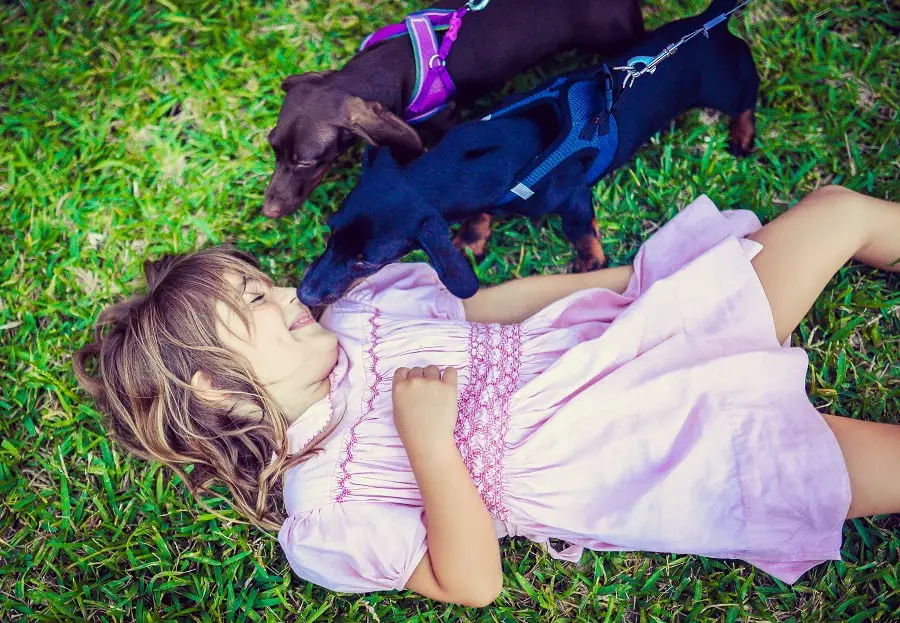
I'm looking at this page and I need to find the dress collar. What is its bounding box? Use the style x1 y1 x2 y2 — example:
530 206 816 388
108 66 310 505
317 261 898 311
285 345 349 454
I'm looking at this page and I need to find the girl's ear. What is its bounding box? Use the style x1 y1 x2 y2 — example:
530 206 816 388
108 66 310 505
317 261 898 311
191 370 227 405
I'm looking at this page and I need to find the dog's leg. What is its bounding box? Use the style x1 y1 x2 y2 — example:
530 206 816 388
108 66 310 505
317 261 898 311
570 217 606 272
453 213 493 260
728 108 756 157
709 40 759 158
559 185 606 272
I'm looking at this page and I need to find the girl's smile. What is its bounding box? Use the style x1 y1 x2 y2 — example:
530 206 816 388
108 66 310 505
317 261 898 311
216 273 339 422
289 311 316 331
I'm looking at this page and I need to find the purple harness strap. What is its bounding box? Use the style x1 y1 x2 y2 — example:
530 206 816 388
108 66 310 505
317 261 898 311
359 7 468 123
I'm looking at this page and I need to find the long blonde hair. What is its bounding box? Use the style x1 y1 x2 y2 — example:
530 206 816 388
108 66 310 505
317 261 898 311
74 245 309 530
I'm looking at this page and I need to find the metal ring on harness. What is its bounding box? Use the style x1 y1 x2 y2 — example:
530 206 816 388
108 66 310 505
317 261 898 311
611 0 754 91
428 54 444 69
466 0 491 10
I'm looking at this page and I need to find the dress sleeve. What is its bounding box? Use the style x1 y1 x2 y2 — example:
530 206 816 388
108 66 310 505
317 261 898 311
278 502 428 593
343 262 466 320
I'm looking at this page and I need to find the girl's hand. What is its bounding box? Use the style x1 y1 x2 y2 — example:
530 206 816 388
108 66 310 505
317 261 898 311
392 365 458 452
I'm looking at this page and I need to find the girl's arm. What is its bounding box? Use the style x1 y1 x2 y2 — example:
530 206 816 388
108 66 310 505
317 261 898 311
461 265 634 324
392 366 502 607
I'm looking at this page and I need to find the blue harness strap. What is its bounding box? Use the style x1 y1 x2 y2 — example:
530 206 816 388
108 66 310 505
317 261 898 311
484 66 619 205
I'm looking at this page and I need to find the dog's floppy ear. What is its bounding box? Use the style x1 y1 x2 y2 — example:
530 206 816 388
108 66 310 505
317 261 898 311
281 71 334 92
418 214 479 299
344 97 423 158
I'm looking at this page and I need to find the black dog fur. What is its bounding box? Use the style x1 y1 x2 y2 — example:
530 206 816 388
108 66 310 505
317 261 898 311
298 0 759 306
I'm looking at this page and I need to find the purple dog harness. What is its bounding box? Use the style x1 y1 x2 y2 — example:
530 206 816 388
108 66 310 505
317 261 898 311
359 0 490 123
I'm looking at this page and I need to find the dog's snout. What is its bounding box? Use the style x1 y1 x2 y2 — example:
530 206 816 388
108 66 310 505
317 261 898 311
297 280 334 307
263 171 310 218
262 200 284 218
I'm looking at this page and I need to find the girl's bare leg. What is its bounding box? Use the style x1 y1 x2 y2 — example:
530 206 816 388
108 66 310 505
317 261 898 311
748 185 900 344
747 185 900 518
823 414 900 518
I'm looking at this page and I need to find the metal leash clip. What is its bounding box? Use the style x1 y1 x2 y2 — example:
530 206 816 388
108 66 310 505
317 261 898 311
613 44 678 90
466 0 491 11
612 0 753 90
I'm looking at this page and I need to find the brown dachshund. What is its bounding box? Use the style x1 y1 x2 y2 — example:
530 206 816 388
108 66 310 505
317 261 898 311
263 0 644 218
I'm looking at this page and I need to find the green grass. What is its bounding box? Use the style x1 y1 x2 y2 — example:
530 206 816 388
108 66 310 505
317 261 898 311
1 0 898 620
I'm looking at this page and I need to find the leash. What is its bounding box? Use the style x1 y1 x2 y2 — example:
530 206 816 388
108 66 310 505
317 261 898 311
433 0 492 74
612 0 753 91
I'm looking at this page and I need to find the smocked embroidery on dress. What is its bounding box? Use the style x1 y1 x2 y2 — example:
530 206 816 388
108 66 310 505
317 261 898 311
454 323 522 521
334 310 384 502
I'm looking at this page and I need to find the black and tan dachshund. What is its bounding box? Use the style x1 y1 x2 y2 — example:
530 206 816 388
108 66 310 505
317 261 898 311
298 0 759 306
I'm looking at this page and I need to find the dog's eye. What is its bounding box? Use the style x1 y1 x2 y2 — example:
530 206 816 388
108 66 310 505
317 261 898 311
291 155 315 169
351 255 375 272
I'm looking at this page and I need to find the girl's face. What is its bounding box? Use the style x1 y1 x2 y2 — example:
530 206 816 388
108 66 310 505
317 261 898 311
216 272 339 420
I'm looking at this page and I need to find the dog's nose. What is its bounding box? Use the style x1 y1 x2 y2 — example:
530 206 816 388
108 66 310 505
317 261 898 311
297 280 324 307
262 200 283 218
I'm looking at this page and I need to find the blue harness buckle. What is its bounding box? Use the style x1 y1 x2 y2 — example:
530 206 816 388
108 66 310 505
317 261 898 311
486 66 620 206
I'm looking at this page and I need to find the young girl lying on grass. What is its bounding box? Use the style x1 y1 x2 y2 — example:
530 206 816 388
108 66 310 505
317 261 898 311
75 185 900 607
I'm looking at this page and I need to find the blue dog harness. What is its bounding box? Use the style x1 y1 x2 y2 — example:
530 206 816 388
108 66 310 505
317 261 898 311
484 66 619 205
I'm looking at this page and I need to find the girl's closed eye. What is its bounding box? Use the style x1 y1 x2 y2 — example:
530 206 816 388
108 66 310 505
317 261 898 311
241 278 271 306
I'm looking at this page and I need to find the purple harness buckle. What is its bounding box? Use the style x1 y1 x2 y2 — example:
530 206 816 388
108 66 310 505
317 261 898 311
359 7 469 124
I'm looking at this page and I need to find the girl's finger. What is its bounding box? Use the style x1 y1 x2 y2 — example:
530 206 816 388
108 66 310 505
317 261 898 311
393 367 410 384
407 367 424 379
441 366 458 385
424 365 441 379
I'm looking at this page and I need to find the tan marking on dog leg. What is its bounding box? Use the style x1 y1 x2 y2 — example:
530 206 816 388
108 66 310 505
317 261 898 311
728 108 756 156
572 219 606 272
452 213 493 259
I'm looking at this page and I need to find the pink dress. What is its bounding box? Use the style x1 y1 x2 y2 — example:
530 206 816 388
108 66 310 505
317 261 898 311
278 195 851 593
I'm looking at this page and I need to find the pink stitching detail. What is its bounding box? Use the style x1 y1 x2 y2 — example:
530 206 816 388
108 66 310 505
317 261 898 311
454 323 522 521
334 310 382 503
293 363 339 452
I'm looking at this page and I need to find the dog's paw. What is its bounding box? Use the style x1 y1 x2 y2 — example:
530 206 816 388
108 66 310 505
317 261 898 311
728 109 756 158
573 253 606 273
571 226 606 273
452 214 492 261
452 232 487 261
572 242 606 273
727 137 755 158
